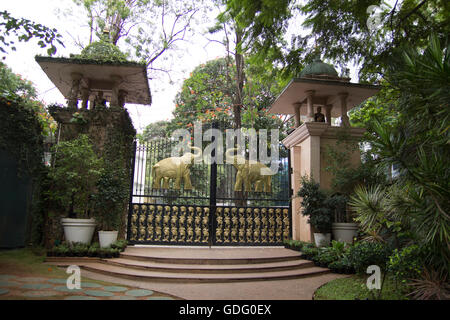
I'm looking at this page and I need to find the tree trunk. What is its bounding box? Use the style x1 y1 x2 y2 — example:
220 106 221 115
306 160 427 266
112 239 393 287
233 28 246 206
233 28 244 130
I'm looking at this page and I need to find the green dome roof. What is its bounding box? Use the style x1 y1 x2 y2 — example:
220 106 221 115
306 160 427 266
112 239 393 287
299 57 339 78
79 41 127 62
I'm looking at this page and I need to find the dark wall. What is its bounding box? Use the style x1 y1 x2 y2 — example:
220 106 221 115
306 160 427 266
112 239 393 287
0 151 32 248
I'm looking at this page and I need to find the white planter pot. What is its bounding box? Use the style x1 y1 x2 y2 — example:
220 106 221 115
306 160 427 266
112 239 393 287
98 231 118 248
313 233 331 247
332 223 359 243
61 218 96 245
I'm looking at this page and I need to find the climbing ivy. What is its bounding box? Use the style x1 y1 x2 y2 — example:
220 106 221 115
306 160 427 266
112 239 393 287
78 40 128 62
0 97 44 179
0 96 47 246
45 103 136 239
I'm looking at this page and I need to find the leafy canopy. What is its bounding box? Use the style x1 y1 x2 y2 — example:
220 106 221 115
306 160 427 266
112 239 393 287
0 10 64 57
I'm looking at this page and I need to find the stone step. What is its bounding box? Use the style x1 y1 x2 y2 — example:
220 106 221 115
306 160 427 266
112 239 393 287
100 257 314 274
77 262 330 283
120 247 302 265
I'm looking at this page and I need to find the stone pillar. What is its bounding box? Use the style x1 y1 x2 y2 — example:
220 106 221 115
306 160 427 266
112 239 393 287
324 104 333 125
293 102 302 128
290 146 308 241
339 92 350 127
305 90 315 122
118 89 128 108
80 87 90 109
95 91 105 108
68 73 83 109
110 75 122 107
283 123 329 242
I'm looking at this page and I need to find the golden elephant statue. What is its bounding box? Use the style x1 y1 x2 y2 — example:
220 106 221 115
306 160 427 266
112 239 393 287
152 144 202 190
225 148 274 192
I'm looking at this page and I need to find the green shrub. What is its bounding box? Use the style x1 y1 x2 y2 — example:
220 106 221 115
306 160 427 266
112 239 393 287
98 247 120 258
47 134 103 218
110 248 120 258
297 175 333 233
283 239 309 251
314 248 337 267
388 245 426 283
313 241 349 268
328 256 355 274
79 40 128 62
49 243 69 257
110 239 128 252
87 246 99 257
330 240 347 257
302 242 316 250
301 246 319 260
71 242 89 257
347 241 392 273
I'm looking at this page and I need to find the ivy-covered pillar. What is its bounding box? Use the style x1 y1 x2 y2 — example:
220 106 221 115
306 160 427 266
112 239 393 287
35 50 152 245
48 106 136 242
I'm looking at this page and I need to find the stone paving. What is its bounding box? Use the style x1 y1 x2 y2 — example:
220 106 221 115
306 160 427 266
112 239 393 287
0 274 177 300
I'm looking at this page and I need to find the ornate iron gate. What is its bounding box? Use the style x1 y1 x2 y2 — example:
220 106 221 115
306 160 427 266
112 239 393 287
127 126 292 246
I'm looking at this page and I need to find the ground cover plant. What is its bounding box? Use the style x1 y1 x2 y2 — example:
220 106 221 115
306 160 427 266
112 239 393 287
46 240 128 259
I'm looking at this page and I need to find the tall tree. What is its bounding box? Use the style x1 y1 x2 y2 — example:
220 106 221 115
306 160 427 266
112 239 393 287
72 0 206 77
208 0 292 128
139 120 171 142
228 1 450 82
167 57 289 136
298 0 450 82
350 34 450 272
0 62 56 137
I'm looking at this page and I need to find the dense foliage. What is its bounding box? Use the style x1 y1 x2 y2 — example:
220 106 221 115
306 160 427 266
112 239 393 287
141 57 291 141
94 122 135 231
0 63 56 247
72 0 206 76
349 35 450 275
0 62 56 137
78 40 128 62
47 240 128 258
297 175 333 233
48 134 103 219
0 10 63 57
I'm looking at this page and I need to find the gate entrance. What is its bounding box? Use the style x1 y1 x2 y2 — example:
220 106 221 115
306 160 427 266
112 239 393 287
127 126 292 246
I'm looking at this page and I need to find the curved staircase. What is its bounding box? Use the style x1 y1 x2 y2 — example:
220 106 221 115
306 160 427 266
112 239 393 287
46 247 330 283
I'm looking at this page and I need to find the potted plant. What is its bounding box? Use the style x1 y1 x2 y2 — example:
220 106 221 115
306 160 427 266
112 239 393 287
327 193 359 243
94 164 128 248
48 134 103 245
297 175 333 247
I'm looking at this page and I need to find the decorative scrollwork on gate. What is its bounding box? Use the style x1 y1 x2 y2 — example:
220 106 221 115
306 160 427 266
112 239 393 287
129 204 212 245
212 206 291 245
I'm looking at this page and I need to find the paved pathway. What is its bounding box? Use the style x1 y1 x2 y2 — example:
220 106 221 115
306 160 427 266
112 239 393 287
0 269 346 300
79 269 346 300
0 274 178 300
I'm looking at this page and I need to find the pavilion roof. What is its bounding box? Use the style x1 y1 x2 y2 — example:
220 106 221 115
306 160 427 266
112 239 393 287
35 55 152 105
269 77 380 117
